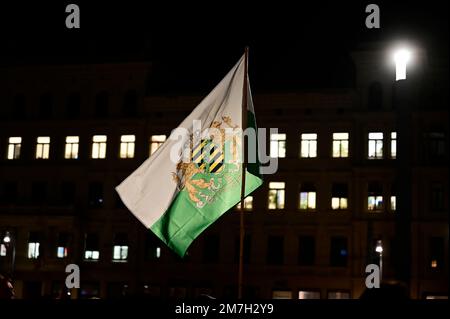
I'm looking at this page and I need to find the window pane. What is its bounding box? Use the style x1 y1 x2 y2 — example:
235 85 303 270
391 140 397 158
375 141 383 157
37 136 50 144
151 135 166 142
332 141 341 158
121 135 135 142
93 135 107 142
92 143 99 159
99 143 106 159
299 291 320 299
340 198 348 209
269 182 285 189
331 197 340 210
310 141 317 158
273 290 292 299
369 132 383 139
390 196 396 211
66 136 79 143
307 192 316 209
328 291 350 299
7 144 15 159
9 137 22 144
268 190 277 209
333 133 348 140
301 133 317 140
278 141 286 158
341 141 349 157
368 140 375 157
277 190 285 209
300 192 308 210
113 246 121 259
120 143 128 158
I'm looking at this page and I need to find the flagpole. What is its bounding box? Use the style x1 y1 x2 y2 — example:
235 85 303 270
238 47 249 299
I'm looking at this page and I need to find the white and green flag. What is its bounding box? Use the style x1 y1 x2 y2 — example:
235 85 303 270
116 54 262 257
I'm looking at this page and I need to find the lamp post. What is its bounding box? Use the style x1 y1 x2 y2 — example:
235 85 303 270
375 240 383 281
2 231 16 279
392 46 414 287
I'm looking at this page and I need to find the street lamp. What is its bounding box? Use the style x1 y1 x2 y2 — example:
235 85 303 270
393 48 412 81
2 231 16 279
375 239 383 281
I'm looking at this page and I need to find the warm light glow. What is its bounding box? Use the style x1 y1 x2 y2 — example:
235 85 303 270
431 259 437 268
375 240 383 253
3 232 11 243
394 48 411 81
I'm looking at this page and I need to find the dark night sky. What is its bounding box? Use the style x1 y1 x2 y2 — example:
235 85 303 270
1 1 448 93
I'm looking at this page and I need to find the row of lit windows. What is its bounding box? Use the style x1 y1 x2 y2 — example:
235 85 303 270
4 130 447 161
270 132 397 159
238 182 396 212
5 135 167 160
3 178 445 212
0 233 157 262
1 233 444 272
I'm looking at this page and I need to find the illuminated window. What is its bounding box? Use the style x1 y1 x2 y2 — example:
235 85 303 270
390 132 397 158
64 136 79 159
298 290 320 299
270 133 286 158
332 183 348 210
300 133 317 158
390 196 396 211
299 183 316 211
92 135 107 159
119 135 135 159
28 232 40 259
236 196 253 210
368 132 383 159
113 246 128 261
145 233 161 260
368 182 383 211
28 242 40 259
332 133 349 158
149 135 166 156
272 290 292 299
0 244 6 256
36 136 50 159
56 233 69 258
431 259 437 268
7 137 21 160
85 234 100 261
113 233 128 261
390 183 396 211
328 291 350 299
57 247 68 259
429 237 444 270
268 182 285 210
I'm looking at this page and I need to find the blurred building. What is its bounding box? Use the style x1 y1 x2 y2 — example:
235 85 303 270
0 44 448 299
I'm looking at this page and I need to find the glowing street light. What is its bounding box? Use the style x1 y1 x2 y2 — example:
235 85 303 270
375 239 383 281
393 48 411 81
3 232 11 244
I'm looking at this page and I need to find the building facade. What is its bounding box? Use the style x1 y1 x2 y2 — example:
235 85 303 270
0 46 448 299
